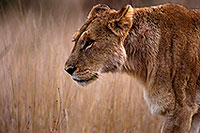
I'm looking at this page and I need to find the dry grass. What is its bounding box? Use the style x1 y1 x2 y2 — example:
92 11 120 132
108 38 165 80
0 1 162 133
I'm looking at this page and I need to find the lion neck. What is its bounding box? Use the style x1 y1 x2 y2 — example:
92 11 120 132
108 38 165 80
122 8 160 84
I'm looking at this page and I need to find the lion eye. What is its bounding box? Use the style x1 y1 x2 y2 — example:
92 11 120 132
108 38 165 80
82 39 94 50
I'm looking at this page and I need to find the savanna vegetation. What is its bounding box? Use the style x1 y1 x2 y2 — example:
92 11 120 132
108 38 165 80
0 0 199 132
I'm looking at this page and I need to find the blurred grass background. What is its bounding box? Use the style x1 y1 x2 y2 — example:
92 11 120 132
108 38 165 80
0 0 199 132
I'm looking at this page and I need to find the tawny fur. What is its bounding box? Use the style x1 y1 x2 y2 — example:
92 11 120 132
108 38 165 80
65 3 200 133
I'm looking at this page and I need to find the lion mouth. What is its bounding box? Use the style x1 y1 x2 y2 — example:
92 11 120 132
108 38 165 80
72 73 98 86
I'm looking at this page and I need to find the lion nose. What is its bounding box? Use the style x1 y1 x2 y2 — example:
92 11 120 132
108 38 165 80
64 65 77 75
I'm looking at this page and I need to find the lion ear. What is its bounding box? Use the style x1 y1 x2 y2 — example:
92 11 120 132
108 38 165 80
107 5 133 37
88 4 110 18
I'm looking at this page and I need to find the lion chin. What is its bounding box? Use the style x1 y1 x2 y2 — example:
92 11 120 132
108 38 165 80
72 74 98 86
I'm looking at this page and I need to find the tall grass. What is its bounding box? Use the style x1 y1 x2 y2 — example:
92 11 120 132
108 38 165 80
0 1 162 132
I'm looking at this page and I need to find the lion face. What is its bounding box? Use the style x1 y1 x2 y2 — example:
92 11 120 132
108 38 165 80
65 4 133 86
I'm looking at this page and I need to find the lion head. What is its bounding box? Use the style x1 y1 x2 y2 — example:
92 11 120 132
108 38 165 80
65 4 133 86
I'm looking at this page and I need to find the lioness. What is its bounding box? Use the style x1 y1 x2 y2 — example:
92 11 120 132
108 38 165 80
64 3 200 133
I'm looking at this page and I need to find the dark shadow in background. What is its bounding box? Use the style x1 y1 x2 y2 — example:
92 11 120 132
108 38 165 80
1 0 200 14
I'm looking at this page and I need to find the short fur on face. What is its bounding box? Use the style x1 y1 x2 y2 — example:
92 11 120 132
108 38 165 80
65 4 133 86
